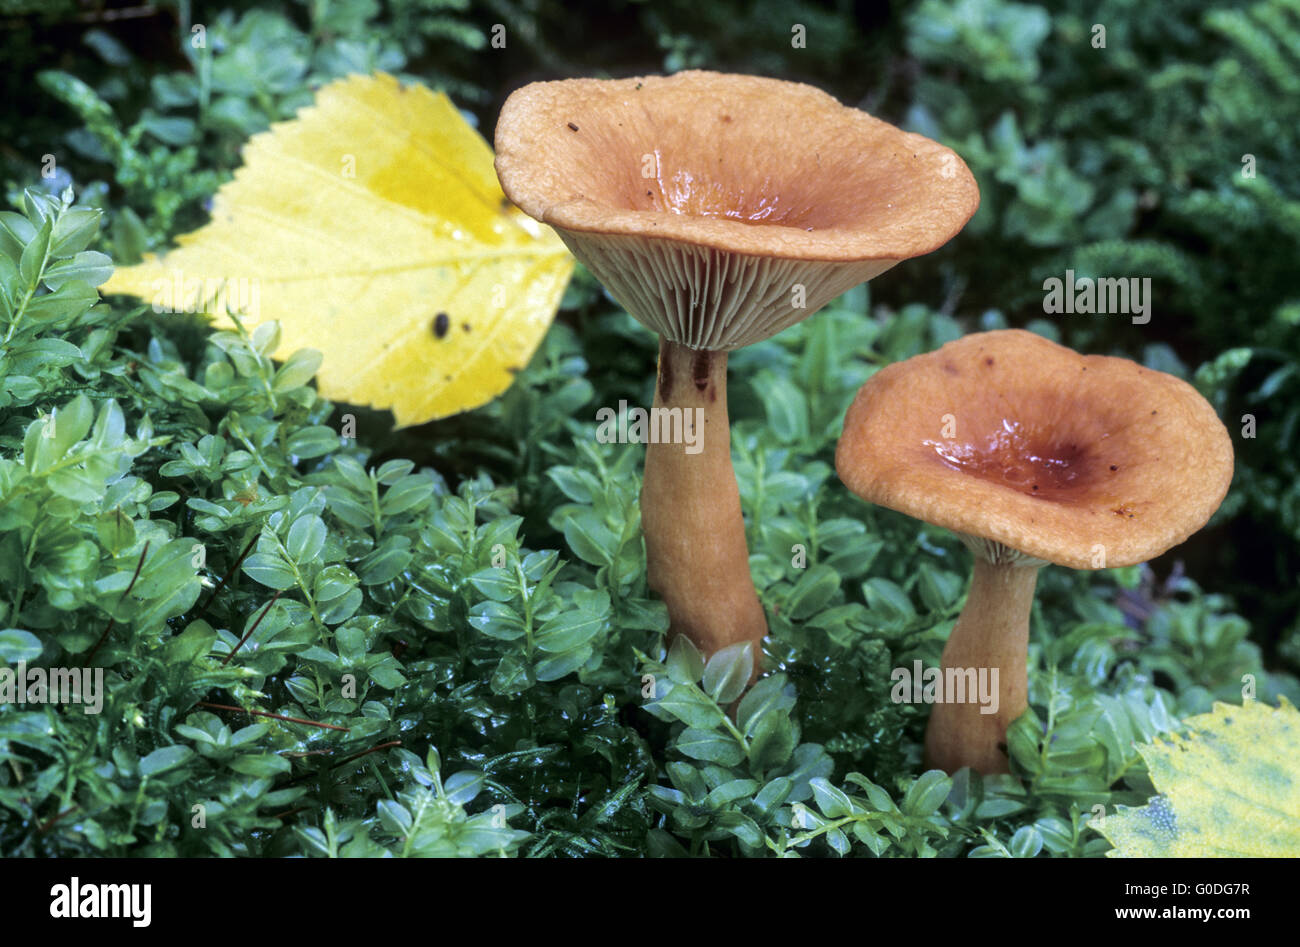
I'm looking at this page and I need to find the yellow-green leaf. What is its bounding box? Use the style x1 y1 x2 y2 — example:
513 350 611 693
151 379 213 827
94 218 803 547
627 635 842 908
1098 698 1300 856
104 72 573 427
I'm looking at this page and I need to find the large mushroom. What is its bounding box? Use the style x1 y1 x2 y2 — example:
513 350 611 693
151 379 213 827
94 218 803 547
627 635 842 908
494 71 979 661
836 329 1234 774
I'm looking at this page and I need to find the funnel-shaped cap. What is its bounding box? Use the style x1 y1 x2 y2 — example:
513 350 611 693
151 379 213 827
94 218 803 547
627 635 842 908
836 330 1235 568
495 71 979 350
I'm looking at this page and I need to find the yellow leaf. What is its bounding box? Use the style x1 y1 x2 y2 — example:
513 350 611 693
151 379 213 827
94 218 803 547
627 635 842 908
104 73 573 427
1097 698 1300 856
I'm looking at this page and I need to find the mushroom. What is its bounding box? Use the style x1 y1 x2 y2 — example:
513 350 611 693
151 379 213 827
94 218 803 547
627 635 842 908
835 329 1234 774
494 70 979 661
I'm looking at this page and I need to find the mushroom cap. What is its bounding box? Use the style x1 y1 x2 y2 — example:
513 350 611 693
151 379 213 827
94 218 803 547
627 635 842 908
494 71 979 350
835 330 1235 569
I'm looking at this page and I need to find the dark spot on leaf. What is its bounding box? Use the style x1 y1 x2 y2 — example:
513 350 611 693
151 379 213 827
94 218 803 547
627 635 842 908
985 357 994 366
1110 464 1118 471
432 312 450 339
567 122 579 132
462 322 471 332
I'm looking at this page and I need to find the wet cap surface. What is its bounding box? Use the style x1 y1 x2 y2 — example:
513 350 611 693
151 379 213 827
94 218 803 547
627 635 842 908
494 71 979 262
835 330 1235 569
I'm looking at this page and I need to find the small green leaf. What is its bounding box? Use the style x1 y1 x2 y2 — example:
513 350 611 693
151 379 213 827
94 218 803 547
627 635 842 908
444 771 486 805
272 348 323 391
657 685 726 729
286 425 340 458
313 564 358 603
18 215 52 290
243 552 297 590
702 642 752 705
737 673 794 737
533 646 591 682
467 566 514 602
139 745 194 777
286 514 327 564
902 770 952 817
666 634 705 684
0 629 43 663
377 800 412 835
42 250 112 289
676 728 745 766
749 711 797 769
809 777 854 819
535 609 605 653
863 577 916 624
468 601 526 641
1009 825 1044 858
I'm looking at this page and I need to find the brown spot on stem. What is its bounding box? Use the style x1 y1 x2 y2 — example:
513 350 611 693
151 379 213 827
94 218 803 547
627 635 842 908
657 338 674 401
692 350 712 391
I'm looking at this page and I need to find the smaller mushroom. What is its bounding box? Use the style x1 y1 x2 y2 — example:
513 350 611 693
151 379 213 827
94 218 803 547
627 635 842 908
835 330 1234 774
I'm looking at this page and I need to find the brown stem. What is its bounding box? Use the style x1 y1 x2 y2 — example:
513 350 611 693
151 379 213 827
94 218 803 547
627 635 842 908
195 702 350 732
83 541 150 666
923 557 1039 775
641 338 767 662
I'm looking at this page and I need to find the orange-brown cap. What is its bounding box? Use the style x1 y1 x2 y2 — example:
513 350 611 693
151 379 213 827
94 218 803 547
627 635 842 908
835 330 1235 569
494 70 979 350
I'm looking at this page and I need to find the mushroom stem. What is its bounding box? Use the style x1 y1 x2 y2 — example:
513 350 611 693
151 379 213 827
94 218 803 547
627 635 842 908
923 557 1040 775
641 338 767 661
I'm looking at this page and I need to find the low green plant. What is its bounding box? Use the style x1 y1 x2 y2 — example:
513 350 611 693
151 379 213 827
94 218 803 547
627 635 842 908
3 0 1298 858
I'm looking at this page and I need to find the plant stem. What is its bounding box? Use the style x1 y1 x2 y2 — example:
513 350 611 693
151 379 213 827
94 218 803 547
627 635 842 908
640 338 766 662
923 556 1040 775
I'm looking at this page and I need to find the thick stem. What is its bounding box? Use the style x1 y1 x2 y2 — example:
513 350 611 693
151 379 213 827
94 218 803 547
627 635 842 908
923 557 1039 775
641 338 767 662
